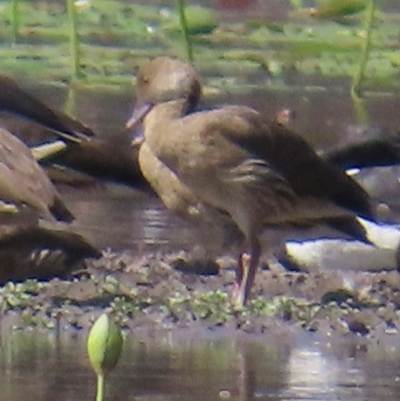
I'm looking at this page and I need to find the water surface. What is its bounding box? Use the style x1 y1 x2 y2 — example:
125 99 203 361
1 330 400 401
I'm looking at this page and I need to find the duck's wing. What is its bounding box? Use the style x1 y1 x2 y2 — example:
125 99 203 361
214 107 374 221
216 153 368 240
324 129 400 169
0 219 100 283
0 74 96 139
170 108 367 242
0 128 73 222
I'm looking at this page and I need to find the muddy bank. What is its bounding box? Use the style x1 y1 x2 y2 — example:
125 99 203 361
2 248 400 342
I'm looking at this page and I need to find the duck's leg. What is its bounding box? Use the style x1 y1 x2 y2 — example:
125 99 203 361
231 238 261 310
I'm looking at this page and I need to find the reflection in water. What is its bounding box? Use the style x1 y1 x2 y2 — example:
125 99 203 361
286 346 344 399
60 186 204 252
1 332 400 401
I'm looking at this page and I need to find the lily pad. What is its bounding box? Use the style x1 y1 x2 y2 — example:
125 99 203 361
312 0 368 19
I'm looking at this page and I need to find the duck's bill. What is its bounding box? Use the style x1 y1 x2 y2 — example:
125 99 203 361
125 101 153 130
131 129 144 147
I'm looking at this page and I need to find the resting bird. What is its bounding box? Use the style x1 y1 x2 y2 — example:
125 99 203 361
0 74 96 140
324 127 400 170
0 74 149 189
0 76 101 282
0 218 99 283
0 127 75 222
0 126 100 282
127 57 375 308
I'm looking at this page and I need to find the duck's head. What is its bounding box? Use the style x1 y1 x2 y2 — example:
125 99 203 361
126 57 201 133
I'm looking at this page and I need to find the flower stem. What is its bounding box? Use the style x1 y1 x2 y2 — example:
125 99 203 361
351 0 374 99
11 0 19 42
67 0 82 78
96 374 104 401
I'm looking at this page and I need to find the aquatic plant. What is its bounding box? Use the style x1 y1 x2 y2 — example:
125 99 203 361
176 0 194 62
308 0 376 122
10 0 19 42
0 280 43 310
66 0 82 78
311 0 367 19
351 0 375 99
87 313 123 401
0 0 396 96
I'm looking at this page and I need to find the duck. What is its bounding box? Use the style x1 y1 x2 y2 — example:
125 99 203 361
0 74 149 189
0 218 100 283
131 67 244 251
0 125 74 223
127 56 375 308
0 74 96 140
324 127 400 170
0 76 102 282
0 126 100 282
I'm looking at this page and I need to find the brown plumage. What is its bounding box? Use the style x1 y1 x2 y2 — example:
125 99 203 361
128 57 375 308
324 128 400 170
0 74 96 139
0 126 73 222
138 141 204 222
0 220 100 283
0 76 102 280
138 141 243 251
132 66 244 252
131 58 226 226
0 74 148 190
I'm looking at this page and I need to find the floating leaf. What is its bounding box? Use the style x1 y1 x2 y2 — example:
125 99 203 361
311 0 367 19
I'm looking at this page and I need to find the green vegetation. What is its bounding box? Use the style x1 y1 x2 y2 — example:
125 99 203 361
87 313 123 401
67 0 82 78
0 268 385 336
351 0 375 122
10 0 19 42
311 0 368 19
176 0 194 62
0 0 397 98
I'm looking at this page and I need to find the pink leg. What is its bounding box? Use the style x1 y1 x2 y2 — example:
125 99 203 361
231 240 261 310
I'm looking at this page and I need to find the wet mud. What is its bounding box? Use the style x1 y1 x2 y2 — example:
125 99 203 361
3 225 400 343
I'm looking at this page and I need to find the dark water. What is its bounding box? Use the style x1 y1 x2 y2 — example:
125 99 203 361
60 185 200 251
1 330 400 401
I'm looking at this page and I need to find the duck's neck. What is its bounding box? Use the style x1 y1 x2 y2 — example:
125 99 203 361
148 99 187 122
143 99 187 164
